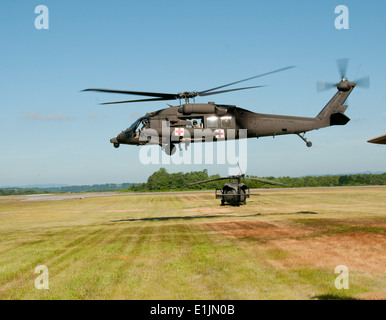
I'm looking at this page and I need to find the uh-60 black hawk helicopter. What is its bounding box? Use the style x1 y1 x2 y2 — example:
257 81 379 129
187 172 287 206
84 59 369 155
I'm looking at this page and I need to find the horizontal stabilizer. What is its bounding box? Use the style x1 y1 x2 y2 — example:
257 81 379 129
330 112 350 126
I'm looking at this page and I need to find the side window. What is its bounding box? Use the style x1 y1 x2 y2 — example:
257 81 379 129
221 116 232 129
190 118 203 128
206 116 218 128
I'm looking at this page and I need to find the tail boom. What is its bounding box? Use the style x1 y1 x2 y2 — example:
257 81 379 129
315 81 355 128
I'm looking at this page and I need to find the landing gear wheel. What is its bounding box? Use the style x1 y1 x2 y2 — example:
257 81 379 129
165 144 176 156
240 189 246 204
113 143 120 148
297 133 312 148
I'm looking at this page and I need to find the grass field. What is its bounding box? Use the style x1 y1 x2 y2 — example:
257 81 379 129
0 187 385 300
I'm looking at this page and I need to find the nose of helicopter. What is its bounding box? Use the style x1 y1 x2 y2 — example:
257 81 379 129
112 130 134 144
110 132 124 144
116 132 125 142
110 137 119 144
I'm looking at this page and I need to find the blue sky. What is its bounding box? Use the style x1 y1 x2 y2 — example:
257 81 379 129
1 0 385 186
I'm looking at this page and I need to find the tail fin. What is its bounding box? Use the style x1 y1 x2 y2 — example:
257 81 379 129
315 85 354 127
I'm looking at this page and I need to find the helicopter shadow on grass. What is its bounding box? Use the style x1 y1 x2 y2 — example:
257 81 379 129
111 213 261 223
111 211 318 223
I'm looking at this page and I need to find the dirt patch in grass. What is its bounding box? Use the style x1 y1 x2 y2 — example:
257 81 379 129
294 218 386 228
198 220 314 240
104 209 145 213
270 232 386 275
198 220 386 277
0 211 32 214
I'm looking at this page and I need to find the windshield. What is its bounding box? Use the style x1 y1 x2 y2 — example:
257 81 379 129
129 116 148 132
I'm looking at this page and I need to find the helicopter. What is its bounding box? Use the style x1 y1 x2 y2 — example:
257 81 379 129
84 59 369 155
186 173 287 206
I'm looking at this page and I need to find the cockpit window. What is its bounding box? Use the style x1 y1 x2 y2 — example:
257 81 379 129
129 116 149 132
129 119 141 131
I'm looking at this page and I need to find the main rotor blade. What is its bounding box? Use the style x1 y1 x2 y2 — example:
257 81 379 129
83 88 178 99
246 177 287 186
367 134 386 144
199 66 296 94
337 58 349 79
186 177 230 186
356 76 370 88
101 97 172 105
198 85 265 97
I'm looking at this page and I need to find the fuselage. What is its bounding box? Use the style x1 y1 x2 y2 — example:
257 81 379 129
112 104 325 146
111 80 355 148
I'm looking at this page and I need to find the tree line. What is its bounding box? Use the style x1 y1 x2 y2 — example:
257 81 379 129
1 170 385 196
128 168 386 192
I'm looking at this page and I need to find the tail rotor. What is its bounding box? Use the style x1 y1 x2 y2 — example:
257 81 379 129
316 59 370 92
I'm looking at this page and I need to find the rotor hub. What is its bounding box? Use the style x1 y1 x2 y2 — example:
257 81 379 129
337 80 354 92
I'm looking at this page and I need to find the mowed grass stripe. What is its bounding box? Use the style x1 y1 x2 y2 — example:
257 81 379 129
0 226 106 298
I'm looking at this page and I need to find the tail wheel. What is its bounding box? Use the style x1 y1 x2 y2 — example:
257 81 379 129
113 143 120 148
